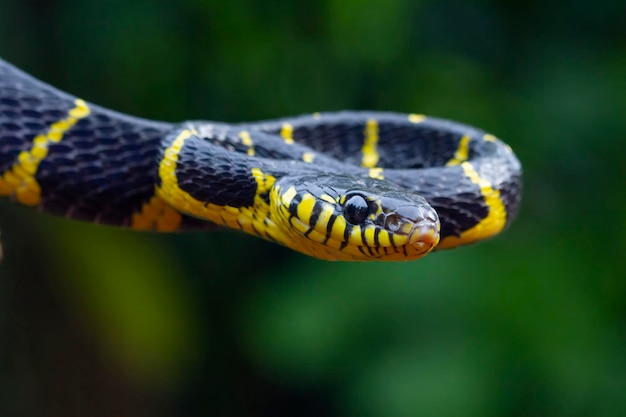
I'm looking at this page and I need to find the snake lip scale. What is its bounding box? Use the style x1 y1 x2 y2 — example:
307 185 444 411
0 58 522 261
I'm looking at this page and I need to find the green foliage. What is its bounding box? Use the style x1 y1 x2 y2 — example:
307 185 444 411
0 0 624 415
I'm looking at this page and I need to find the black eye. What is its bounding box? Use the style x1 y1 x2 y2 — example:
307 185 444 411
344 195 369 224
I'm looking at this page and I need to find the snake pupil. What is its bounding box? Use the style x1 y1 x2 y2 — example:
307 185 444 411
344 195 369 224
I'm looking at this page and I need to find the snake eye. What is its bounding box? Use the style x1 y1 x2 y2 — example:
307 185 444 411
344 195 369 224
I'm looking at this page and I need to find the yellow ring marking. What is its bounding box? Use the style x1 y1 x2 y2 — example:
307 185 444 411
399 222 414 235
251 167 275 194
408 114 426 123
348 225 363 246
302 152 315 163
376 229 391 247
329 212 347 240
483 133 513 153
363 227 376 246
296 193 316 225
367 198 383 218
368 167 384 180
280 123 294 144
157 129 277 240
290 216 310 234
280 186 298 207
314 203 335 230
306 228 328 244
437 161 507 249
361 119 380 168
319 194 336 204
131 194 182 231
391 233 408 246
312 112 321 119
0 99 90 206
239 130 255 156
445 135 471 166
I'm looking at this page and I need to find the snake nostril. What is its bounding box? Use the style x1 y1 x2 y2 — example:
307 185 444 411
385 213 400 232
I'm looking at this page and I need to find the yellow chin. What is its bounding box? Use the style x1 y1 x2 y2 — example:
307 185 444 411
281 221 440 261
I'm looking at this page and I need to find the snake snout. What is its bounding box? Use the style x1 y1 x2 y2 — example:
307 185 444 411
373 198 440 255
401 205 440 248
408 218 440 250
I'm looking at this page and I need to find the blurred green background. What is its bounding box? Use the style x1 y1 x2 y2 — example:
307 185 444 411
1 0 625 416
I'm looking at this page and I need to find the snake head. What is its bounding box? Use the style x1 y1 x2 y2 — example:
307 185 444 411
269 175 440 261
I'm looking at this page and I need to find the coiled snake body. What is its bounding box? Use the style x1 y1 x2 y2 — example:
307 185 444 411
0 59 522 261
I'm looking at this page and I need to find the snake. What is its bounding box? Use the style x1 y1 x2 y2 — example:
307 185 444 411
0 58 522 261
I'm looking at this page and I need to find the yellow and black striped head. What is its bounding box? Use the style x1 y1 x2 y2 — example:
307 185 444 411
270 175 440 261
